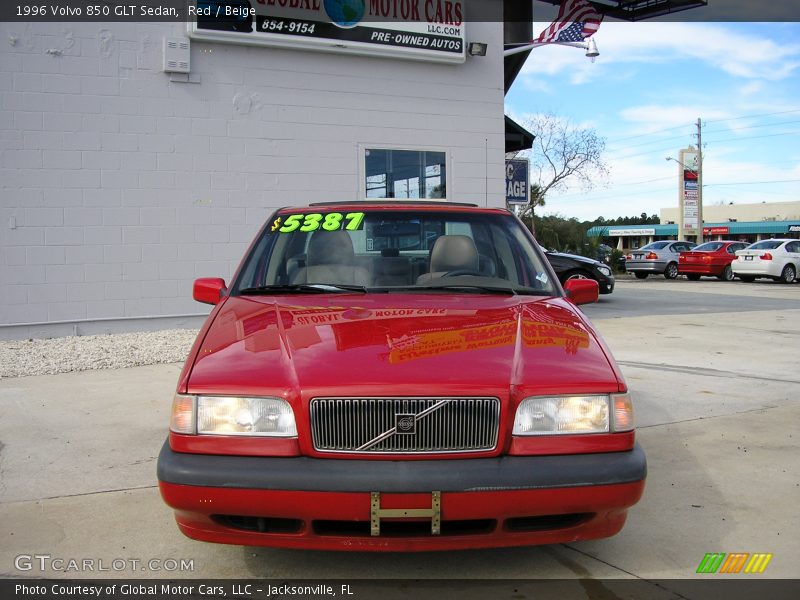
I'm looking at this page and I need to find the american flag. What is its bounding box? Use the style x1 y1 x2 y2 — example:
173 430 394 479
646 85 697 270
535 0 604 43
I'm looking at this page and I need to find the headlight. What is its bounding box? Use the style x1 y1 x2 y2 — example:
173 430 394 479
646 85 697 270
170 394 297 436
512 394 633 435
597 265 612 276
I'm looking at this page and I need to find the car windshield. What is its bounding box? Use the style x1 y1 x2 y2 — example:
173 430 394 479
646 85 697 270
640 241 670 250
693 242 724 252
232 208 557 296
746 240 783 250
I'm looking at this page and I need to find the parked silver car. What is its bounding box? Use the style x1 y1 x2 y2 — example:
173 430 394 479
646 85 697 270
626 240 697 279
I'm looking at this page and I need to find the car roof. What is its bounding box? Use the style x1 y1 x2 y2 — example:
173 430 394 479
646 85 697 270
277 201 512 215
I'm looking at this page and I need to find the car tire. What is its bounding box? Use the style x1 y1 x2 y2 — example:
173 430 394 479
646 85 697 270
719 265 734 281
739 275 756 282
780 264 796 284
565 270 592 282
686 274 701 281
634 272 648 279
664 262 679 279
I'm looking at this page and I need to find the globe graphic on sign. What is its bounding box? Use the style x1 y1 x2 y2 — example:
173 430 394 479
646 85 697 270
323 0 365 28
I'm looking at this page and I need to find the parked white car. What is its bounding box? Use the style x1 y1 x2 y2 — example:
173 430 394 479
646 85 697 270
732 239 800 283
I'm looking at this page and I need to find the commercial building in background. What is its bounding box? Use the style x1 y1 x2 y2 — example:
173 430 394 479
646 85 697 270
587 201 800 251
0 1 703 338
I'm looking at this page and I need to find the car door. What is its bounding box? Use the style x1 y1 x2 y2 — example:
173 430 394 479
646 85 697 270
785 241 800 270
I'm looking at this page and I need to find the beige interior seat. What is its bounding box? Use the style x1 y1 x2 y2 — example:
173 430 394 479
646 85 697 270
291 230 369 286
416 235 479 284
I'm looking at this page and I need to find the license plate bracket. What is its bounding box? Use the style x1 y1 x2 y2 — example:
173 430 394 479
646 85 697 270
370 491 441 536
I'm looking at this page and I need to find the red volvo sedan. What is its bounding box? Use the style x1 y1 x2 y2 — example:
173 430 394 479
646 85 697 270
678 240 749 281
157 202 646 551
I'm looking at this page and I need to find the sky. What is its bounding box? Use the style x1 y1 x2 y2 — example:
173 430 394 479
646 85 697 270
504 20 800 222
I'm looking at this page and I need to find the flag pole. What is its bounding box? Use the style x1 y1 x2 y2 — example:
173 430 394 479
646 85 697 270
503 41 594 57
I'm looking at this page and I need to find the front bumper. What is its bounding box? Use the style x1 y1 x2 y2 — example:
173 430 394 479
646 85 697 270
157 441 647 551
596 274 615 294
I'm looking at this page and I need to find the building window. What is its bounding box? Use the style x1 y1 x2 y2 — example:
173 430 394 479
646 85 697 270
365 149 446 200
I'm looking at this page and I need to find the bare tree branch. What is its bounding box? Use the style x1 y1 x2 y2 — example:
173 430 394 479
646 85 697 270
515 113 609 220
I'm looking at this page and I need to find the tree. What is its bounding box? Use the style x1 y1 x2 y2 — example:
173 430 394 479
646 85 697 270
512 113 609 220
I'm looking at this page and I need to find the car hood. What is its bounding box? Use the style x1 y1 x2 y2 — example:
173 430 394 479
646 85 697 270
549 252 605 267
186 294 623 399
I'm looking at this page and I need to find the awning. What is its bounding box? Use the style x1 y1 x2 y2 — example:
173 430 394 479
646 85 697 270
535 0 708 21
505 115 535 153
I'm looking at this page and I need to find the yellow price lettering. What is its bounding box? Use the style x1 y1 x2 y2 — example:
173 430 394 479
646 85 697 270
300 213 323 232
276 212 365 233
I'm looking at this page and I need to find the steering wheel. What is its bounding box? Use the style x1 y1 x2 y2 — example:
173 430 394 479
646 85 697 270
442 269 483 277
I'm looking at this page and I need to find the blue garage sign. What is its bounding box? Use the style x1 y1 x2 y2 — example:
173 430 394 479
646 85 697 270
505 159 529 205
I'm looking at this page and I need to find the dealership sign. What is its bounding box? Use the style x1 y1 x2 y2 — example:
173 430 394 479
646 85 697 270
788 225 800 233
505 159 529 205
679 149 701 234
188 0 466 63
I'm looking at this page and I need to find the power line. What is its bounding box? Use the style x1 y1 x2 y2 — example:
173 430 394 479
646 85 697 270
549 186 675 203
605 123 694 145
604 108 800 146
704 130 800 145
702 118 800 136
606 130 694 152
549 177 799 203
703 108 800 125
608 129 800 162
704 178 800 187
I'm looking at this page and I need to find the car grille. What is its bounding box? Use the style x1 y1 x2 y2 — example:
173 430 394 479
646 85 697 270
310 397 500 454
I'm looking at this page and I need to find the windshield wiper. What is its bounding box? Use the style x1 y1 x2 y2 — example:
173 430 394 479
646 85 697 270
238 284 367 295
389 284 551 296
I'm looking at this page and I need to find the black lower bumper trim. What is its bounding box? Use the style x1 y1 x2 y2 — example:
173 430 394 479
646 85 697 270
157 440 646 493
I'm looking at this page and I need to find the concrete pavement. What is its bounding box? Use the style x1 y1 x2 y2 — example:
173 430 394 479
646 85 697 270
1 279 798 580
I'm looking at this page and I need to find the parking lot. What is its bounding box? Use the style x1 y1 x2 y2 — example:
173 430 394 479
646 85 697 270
1 276 798 583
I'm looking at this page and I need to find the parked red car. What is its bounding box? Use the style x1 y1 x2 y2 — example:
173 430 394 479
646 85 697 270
157 202 645 551
678 240 749 281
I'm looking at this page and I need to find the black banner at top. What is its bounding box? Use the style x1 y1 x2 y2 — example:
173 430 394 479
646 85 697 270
1 0 800 23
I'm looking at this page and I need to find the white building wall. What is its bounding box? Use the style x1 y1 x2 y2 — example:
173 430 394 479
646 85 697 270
0 21 506 338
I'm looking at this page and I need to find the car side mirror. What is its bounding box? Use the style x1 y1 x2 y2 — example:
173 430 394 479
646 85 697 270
564 279 599 305
193 278 227 305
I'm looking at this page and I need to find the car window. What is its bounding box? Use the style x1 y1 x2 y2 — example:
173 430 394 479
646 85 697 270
694 242 723 252
746 240 783 250
786 241 800 253
233 209 557 295
641 241 669 250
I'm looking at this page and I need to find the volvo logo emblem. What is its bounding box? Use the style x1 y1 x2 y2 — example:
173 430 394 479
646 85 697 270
395 414 416 434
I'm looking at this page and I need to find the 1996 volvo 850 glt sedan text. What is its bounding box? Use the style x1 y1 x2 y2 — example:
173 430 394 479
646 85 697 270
157 201 646 551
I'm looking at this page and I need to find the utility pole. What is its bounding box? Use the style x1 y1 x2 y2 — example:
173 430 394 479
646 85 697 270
696 117 704 243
